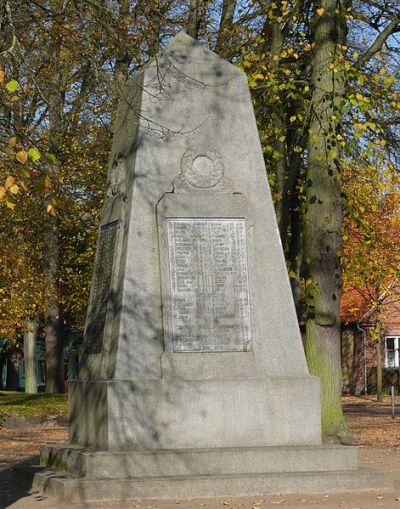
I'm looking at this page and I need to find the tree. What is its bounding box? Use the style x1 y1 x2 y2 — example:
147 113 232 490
240 0 400 435
343 162 400 401
0 1 399 429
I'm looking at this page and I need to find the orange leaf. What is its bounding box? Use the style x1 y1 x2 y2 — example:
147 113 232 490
0 185 5 200
4 175 15 188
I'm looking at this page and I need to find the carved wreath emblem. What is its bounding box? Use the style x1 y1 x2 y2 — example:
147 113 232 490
180 147 224 189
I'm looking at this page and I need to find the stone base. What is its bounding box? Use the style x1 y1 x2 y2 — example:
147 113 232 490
69 376 321 450
34 443 394 503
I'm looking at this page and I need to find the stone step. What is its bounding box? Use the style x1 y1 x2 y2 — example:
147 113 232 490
33 468 393 503
41 443 358 478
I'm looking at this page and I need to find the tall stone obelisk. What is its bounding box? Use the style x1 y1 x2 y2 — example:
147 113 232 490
36 33 392 502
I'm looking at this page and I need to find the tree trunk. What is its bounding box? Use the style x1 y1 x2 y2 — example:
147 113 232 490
110 0 134 134
303 0 347 435
288 195 304 316
215 0 237 58
376 339 383 402
262 12 287 244
24 321 38 394
44 40 64 394
0 344 6 390
6 343 21 391
186 0 207 39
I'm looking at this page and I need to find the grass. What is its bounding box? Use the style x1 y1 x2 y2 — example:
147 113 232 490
0 390 68 418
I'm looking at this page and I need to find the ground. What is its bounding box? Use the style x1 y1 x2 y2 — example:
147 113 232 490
0 395 400 508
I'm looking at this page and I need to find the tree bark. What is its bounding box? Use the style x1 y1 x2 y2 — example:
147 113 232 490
44 40 65 394
110 0 134 134
6 343 21 391
186 0 207 39
303 0 347 435
215 0 237 58
24 321 38 394
376 337 383 402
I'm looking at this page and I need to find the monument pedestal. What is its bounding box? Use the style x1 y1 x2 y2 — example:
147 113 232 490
35 443 392 503
68 376 321 450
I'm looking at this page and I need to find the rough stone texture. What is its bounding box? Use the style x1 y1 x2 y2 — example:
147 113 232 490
69 377 320 450
41 444 358 478
72 31 320 451
33 468 393 503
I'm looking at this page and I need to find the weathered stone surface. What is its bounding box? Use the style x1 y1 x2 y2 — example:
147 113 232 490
166 218 251 353
69 32 321 451
41 443 359 478
36 32 392 502
34 468 393 503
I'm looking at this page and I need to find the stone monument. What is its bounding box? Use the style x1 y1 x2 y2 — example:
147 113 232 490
35 33 391 502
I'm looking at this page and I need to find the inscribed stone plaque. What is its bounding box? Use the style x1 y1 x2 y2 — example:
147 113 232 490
167 218 252 352
84 220 119 354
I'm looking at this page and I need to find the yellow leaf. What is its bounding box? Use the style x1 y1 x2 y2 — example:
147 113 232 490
5 175 15 188
279 135 286 142
0 186 5 200
6 199 15 210
290 115 297 123
253 73 264 81
9 184 19 194
47 203 57 216
316 7 325 16
8 137 17 148
242 61 251 69
16 150 28 164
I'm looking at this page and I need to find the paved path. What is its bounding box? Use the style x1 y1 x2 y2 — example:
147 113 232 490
1 447 400 509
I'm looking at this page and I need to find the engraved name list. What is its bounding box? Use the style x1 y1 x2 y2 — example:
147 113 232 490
167 218 252 352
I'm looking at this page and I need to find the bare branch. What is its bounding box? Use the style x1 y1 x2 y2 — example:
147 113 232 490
358 14 400 67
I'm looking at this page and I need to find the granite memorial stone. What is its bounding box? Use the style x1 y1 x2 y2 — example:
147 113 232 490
36 33 392 502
